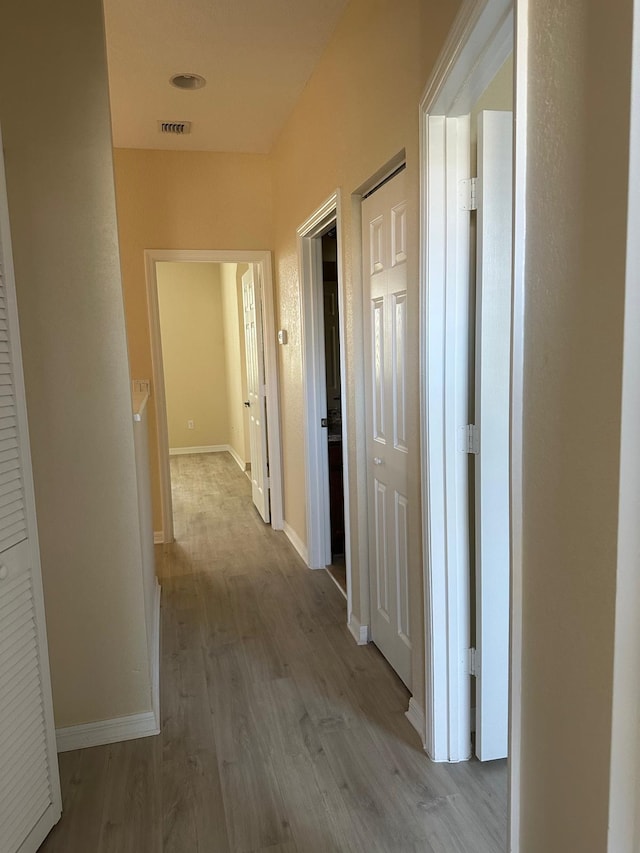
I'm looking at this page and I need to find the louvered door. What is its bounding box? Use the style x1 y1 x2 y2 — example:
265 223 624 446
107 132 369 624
0 129 62 852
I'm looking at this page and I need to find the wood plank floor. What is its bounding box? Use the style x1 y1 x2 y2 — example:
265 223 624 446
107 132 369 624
40 452 507 852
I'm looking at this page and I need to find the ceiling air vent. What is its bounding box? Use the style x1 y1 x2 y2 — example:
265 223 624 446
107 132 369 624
158 121 192 135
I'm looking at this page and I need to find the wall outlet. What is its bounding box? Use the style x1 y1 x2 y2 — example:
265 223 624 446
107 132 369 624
187 419 194 430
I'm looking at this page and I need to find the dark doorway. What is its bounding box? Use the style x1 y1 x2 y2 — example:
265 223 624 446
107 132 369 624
322 228 346 593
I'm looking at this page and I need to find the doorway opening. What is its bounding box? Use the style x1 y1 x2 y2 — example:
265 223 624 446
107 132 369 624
156 261 249 463
155 261 259 529
297 193 353 609
321 227 347 595
144 249 283 543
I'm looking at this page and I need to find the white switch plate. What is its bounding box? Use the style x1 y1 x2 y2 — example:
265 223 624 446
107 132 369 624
187 419 194 429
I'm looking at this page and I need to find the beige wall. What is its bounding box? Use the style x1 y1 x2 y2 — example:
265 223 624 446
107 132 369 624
157 263 229 450
0 0 151 726
113 149 273 530
519 1 633 850
220 263 250 466
270 0 459 701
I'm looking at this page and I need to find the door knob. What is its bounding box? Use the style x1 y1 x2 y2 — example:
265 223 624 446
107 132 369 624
373 457 384 466
244 400 250 408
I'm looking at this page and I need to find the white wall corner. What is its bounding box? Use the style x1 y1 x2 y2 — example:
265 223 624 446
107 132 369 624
348 613 370 645
406 697 427 746
56 582 162 754
283 521 309 566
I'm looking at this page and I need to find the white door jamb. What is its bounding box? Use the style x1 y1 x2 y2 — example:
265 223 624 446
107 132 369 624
144 249 284 542
509 1 528 847
607 1 640 849
296 192 354 611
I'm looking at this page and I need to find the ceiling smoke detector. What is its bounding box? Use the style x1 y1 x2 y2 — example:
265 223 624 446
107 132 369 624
159 121 192 135
170 73 206 91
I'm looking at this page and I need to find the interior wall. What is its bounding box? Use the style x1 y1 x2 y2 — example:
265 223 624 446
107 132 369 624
113 149 273 532
270 0 460 707
220 262 250 467
519 0 633 849
0 0 151 726
157 262 229 450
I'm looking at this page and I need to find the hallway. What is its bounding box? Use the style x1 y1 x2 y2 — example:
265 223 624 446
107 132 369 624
40 453 506 852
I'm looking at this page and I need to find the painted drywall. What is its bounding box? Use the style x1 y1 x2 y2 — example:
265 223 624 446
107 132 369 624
157 263 229 450
0 0 152 726
220 263 250 466
518 1 633 850
270 0 460 707
113 149 273 531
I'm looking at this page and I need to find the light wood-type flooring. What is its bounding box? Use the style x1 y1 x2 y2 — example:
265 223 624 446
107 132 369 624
40 452 507 852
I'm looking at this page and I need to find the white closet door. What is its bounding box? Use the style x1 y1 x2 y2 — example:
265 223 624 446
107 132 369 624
0 130 62 852
242 266 270 523
362 169 411 689
474 110 513 762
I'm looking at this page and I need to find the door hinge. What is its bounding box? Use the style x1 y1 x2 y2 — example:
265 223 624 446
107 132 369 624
459 177 478 211
459 424 479 454
321 418 328 428
265 477 270 489
468 647 478 678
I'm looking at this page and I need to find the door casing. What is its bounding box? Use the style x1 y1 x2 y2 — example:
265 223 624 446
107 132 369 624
296 194 353 612
144 249 283 542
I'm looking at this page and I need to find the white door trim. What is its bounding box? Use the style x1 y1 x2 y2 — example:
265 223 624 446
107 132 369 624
607 2 640 849
144 249 283 541
508 1 528 847
419 0 522 846
296 193 353 603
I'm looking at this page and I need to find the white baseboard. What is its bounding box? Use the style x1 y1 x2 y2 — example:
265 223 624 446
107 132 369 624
348 613 370 645
154 531 164 544
226 444 247 472
326 568 348 600
406 697 427 746
169 444 228 456
283 521 309 565
56 710 160 753
150 580 161 732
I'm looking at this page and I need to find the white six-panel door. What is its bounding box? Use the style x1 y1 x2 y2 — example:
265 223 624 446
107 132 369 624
474 110 513 762
242 266 270 523
363 170 411 689
0 130 62 852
